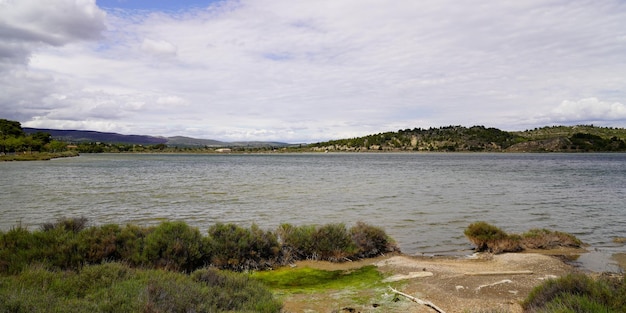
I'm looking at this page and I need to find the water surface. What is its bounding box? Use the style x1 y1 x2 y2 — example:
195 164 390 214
1 153 624 271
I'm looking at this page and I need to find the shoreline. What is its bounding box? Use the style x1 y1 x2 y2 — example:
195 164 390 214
279 249 616 313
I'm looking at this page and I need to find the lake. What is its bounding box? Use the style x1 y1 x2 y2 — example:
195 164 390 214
1 152 625 271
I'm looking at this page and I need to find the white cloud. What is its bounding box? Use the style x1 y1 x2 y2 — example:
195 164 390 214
3 0 626 142
140 38 177 57
549 98 626 122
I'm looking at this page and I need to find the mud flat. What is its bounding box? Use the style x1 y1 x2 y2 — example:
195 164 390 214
278 250 590 313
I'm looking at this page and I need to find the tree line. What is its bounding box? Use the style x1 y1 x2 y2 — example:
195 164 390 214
0 119 68 154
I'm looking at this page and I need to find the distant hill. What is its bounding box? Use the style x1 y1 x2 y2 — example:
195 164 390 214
23 128 290 148
165 136 227 147
23 128 167 145
309 125 626 152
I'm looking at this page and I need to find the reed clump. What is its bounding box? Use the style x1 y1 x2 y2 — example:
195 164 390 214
464 222 582 254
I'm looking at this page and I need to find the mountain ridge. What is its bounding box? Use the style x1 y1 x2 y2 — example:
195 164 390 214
22 128 289 148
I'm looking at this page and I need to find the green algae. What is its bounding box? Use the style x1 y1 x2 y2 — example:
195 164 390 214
251 265 385 293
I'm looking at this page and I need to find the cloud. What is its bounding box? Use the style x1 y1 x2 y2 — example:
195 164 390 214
0 0 105 67
4 0 626 142
549 98 626 123
140 38 177 57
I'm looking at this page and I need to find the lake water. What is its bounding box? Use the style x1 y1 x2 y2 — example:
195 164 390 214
1 153 625 271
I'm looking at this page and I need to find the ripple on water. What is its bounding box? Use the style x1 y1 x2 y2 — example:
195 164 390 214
1 153 625 272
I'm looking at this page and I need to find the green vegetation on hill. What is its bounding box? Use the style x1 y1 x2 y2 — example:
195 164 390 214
309 125 626 152
7 117 626 154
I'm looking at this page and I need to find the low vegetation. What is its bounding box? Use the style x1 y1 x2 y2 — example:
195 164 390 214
0 150 79 161
251 265 383 293
464 222 583 253
523 273 626 312
1 217 623 312
0 262 281 313
0 218 399 312
0 218 398 274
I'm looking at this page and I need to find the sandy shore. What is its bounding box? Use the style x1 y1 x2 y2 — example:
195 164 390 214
280 251 587 313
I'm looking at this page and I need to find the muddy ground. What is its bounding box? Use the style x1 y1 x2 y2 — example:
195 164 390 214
279 250 587 313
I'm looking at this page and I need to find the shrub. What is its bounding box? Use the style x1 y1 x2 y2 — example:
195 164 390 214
0 226 38 274
350 221 399 258
276 223 317 261
77 224 122 263
192 267 282 312
0 263 282 313
464 221 521 253
522 228 583 249
117 224 153 266
33 226 85 270
312 223 357 261
206 223 280 270
40 216 89 233
142 221 206 272
523 273 626 312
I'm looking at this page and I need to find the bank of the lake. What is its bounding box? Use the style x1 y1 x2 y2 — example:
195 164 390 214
0 151 79 161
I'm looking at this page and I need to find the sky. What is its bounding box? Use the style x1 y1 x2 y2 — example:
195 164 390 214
1 0 625 143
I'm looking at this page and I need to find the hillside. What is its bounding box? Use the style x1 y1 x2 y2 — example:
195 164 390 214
22 128 290 148
23 128 167 145
309 125 626 152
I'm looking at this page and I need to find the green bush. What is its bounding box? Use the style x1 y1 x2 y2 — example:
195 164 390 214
521 228 583 249
192 267 282 312
36 226 85 270
464 223 584 254
142 221 206 271
523 273 626 312
206 223 280 270
0 226 39 274
312 223 357 261
350 221 398 258
40 216 89 233
464 221 521 253
0 219 398 275
0 263 282 313
77 224 122 263
276 223 317 261
116 224 152 266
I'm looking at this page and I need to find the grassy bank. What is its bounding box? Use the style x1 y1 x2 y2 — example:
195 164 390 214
0 151 79 161
0 218 397 313
2 218 623 312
